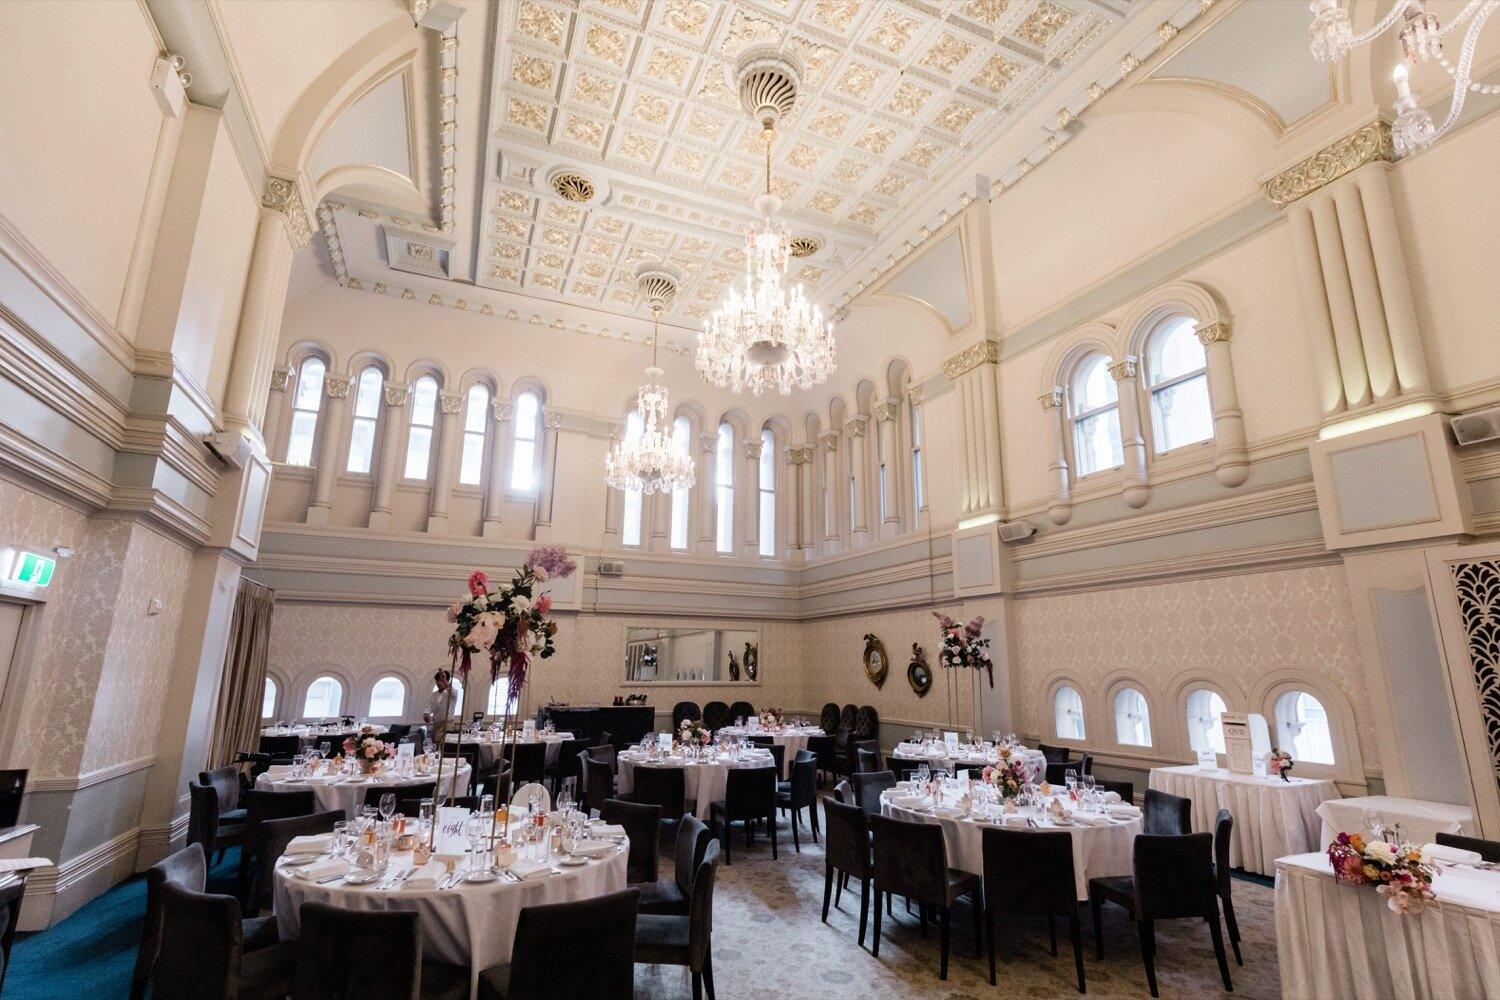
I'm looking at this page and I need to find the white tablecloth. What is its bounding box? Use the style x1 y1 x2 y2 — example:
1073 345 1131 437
616 751 775 821
256 763 471 819
891 743 1046 783
880 790 1140 900
716 727 822 778
1317 795 1474 849
1275 852 1500 999
444 732 574 770
274 840 627 999
1149 765 1339 875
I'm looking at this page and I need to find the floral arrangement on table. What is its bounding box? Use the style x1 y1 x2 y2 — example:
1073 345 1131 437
344 728 396 772
1269 748 1294 782
679 718 712 748
445 546 576 698
933 612 994 689
981 756 1029 798
758 708 782 729
1327 831 1435 914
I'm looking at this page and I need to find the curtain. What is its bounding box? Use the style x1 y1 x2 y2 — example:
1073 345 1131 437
208 579 276 768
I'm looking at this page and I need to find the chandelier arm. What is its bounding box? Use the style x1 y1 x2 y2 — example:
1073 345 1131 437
1350 0 1420 46
763 126 773 198
1436 1 1495 135
1438 0 1488 36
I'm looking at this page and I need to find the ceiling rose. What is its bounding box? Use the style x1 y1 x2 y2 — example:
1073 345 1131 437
550 171 596 203
789 234 822 259
696 46 836 397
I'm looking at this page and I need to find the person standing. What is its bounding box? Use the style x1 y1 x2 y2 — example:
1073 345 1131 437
424 669 460 737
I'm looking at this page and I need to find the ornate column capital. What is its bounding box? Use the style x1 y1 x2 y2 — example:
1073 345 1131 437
1038 386 1064 409
818 430 840 451
1107 356 1138 382
874 399 901 423
262 175 313 250
908 386 925 407
323 374 352 399
491 398 514 422
700 433 718 455
383 381 411 407
787 445 814 465
269 367 292 392
941 339 999 379
605 420 625 443
1196 321 1232 345
844 416 868 438
744 440 763 461
439 389 464 415
542 408 563 431
1263 118 1394 208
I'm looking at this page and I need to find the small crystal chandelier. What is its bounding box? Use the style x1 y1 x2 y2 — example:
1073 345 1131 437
604 263 695 495
697 46 836 397
1308 0 1499 156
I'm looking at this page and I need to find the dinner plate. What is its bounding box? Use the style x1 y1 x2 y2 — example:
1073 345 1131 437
463 869 500 883
343 871 383 885
557 854 589 866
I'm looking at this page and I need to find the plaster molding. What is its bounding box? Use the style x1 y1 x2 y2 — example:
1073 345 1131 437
818 431 840 451
439 389 463 414
940 339 999 380
1195 320 1232 345
787 445 814 465
261 175 313 250
491 399 513 422
323 374 352 399
269 367 291 392
1038 387 1064 409
874 399 900 423
1107 356 1138 382
1263 119 1394 208
844 416 868 438
743 440 762 461
382 382 410 407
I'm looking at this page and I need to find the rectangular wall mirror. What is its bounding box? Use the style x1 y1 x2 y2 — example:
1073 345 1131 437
626 626 760 684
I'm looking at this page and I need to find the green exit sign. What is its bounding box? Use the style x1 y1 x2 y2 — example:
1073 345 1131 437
9 551 54 587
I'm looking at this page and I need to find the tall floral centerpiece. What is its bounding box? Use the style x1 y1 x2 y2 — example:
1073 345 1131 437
934 613 994 688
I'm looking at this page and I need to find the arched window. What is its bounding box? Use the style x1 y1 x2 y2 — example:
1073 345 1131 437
1069 354 1122 477
669 416 691 550
1053 685 1085 740
758 427 776 558
510 391 540 492
261 676 278 719
1145 316 1212 453
459 384 490 485
910 402 925 518
714 422 734 553
403 375 439 480
1113 687 1152 747
368 676 407 718
1274 690 1334 764
1185 688 1227 755
285 357 326 466
302 675 344 719
487 678 518 717
346 366 384 473
620 410 644 547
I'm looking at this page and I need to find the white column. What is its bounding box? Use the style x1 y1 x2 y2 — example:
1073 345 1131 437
742 438 761 557
874 399 902 540
695 433 717 554
368 381 409 530
1288 202 1347 415
1108 356 1151 509
426 389 465 532
788 445 813 562
819 431 841 551
945 342 1003 518
481 399 512 539
1196 323 1250 488
1354 168 1431 396
305 373 352 526
1310 194 1372 408
263 367 291 460
846 416 870 547
1040 388 1073 525
532 409 562 539
1333 182 1398 401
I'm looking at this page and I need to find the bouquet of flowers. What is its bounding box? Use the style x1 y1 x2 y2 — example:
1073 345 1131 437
981 756 1029 798
1327 831 1435 913
344 728 395 768
934 612 994 688
1269 748 1294 781
679 718 711 747
446 546 576 700
758 708 782 729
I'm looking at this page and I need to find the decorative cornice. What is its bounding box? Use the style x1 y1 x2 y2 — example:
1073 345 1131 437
941 339 999 380
1196 321 1232 345
439 389 463 415
262 176 312 250
1107 357 1138 382
787 445 814 465
491 399 513 422
323 374 352 399
269 367 291 392
1038 386 1064 409
382 382 410 407
1263 119 1394 208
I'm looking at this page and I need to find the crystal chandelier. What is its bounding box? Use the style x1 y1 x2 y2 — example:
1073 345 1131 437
1308 0 1498 156
697 46 836 397
604 263 695 495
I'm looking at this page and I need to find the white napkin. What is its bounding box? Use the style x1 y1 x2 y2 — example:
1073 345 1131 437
285 834 332 856
295 859 349 881
931 805 964 819
1108 804 1142 819
888 794 926 810
508 859 549 881
1424 842 1484 866
1072 812 1109 826
397 871 442 892
1101 791 1122 805
569 839 614 858
999 814 1030 827
591 824 627 838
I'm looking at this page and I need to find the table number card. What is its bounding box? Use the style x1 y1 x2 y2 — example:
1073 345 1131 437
397 743 414 760
747 716 761 732
521 720 536 741
943 732 960 752
657 732 672 751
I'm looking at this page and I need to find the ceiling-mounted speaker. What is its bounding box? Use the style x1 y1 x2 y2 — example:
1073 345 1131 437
998 520 1037 543
1452 406 1500 446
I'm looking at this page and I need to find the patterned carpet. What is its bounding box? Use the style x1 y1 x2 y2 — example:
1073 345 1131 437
636 807 1281 999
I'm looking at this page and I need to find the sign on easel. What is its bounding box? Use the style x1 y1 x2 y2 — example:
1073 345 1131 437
1221 712 1272 774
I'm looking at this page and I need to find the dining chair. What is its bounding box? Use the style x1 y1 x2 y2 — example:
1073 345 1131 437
585 742 618 771
854 740 883 774
763 742 786 777
253 810 343 914
601 797 663 885
869 814 981 980
187 780 244 868
237 788 316 909
854 706 880 742
838 704 859 735
510 781 551 813
640 814 711 916
776 752 819 850
292 900 468 1000
481 889 640 1000
1088 832 1232 997
364 781 435 813
634 841 722 1000
702 701 731 733
630 766 686 839
503 742 547 786
1436 830 1500 862
672 701 702 730
981 827 1084 992
1212 808 1243 965
822 797 873 947
151 881 298 999
546 737 592 800
728 701 755 723
818 703 842 734
709 765 778 864
1077 752 1094 776
258 734 302 760
1037 743 1072 764
1143 788 1193 835
832 779 855 805
850 770 896 821
583 754 616 816
198 764 246 822
806 734 837 785
1098 779 1134 803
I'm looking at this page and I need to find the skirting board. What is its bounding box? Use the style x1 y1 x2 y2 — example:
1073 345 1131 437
19 825 140 931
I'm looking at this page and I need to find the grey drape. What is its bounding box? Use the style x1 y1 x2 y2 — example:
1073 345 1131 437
209 579 276 767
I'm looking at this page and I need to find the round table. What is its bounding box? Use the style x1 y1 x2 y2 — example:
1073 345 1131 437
256 762 472 819
1149 764 1339 875
616 750 776 820
261 725 388 752
273 832 627 999
444 732 574 770
890 743 1047 782
716 726 823 778
880 787 1142 900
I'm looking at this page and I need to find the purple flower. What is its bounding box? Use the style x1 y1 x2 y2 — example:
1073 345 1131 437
527 545 576 580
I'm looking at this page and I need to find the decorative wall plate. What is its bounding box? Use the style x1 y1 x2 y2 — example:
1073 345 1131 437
743 643 758 681
908 643 932 697
862 633 889 688
727 651 740 681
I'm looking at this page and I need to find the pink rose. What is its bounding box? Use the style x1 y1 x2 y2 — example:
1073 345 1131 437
536 594 552 614
531 564 549 582
445 601 464 623
468 570 489 596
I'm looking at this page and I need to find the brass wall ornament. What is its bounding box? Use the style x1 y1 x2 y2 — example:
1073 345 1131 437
907 643 933 697
743 641 758 681
862 633 889 688
1263 119 1394 208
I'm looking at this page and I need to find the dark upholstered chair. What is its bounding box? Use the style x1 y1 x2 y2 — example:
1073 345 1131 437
806 734 837 785
819 703 841 734
237 788 316 910
854 740 883 774
1213 808 1243 966
630 766 686 838
748 736 784 778
869 814 981 980
546 737 591 800
850 770 896 821
672 701 702 729
1089 833 1232 998
199 765 245 820
254 811 343 915
1436 830 1500 862
258 734 302 759
1099 779 1134 804
601 798 662 885
1037 743 1071 764
822 797 873 947
1143 788 1193 836
854 706 879 741
583 755 615 816
503 742 547 786
727 701 754 723
634 841 721 1000
480 889 640 1000
708 766 777 864
1045 759 1095 784
838 704 858 735
833 779 854 805
702 701 730 733
384 723 411 743
585 742 617 770
364 781 435 812
187 779 244 866
776 752 819 850
982 828 1084 991
152 880 297 1000
640 814 711 916
292 901 467 1000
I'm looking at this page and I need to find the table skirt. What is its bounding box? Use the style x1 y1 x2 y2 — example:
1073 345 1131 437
1149 767 1337 875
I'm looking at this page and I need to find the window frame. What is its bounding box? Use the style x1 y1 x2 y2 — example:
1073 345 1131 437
508 389 543 496
1066 353 1123 479
910 401 925 519
402 375 440 481
758 427 776 558
457 383 491 487
344 365 385 475
367 674 409 719
714 421 734 554
261 674 281 721
300 674 346 720
1272 688 1336 767
1051 682 1087 743
1111 685 1154 748
1183 686 1229 759
1143 315 1214 456
283 355 328 467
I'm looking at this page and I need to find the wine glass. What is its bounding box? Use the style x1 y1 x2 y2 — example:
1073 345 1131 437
318 740 331 760
1064 769 1079 801
379 792 397 824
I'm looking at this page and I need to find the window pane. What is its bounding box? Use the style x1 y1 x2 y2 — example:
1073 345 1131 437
1186 689 1227 755
878 463 889 522
464 385 489 433
622 488 643 546
302 676 342 718
510 439 535 491
1054 685 1085 740
411 378 437 426
1113 688 1152 746
759 430 775 490
262 677 277 719
1148 317 1206 385
1151 372 1213 453
369 677 406 717
347 417 376 473
715 424 733 553
404 426 432 479
459 432 485 485
912 449 924 516
670 488 689 549
514 392 538 442
1071 355 1117 413
293 359 325 410
1074 408 1122 476
487 679 518 717
286 411 318 467
758 492 775 557
353 368 382 418
1277 691 1334 764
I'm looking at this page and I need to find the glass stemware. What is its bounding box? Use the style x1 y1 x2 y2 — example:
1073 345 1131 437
379 792 397 823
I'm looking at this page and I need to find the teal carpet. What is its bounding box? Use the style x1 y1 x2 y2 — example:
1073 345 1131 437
6 848 241 999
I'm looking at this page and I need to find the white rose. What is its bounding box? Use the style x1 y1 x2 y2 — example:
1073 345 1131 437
1365 841 1398 864
511 594 534 615
474 594 488 609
